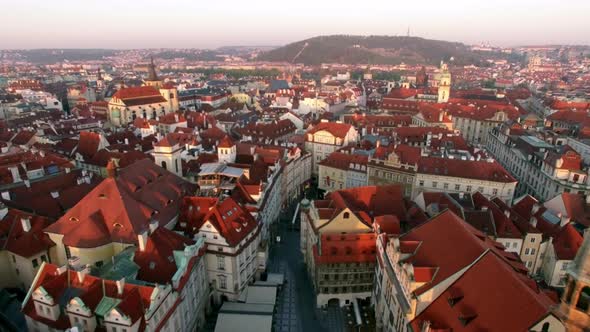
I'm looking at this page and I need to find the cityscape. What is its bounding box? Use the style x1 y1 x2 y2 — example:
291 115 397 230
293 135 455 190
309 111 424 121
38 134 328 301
1 2 590 332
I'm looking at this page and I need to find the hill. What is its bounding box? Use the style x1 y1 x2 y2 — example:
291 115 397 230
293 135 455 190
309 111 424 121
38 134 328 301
256 35 490 65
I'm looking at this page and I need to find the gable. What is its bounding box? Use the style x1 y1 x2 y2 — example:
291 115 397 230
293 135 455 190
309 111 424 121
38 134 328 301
319 208 372 234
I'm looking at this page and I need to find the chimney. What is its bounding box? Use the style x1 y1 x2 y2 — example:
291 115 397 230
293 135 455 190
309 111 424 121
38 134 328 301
149 220 159 234
50 191 60 199
116 278 125 295
124 138 129 145
8 167 20 183
76 265 91 282
438 112 443 122
24 179 30 188
137 232 148 252
65 167 71 174
0 203 7 220
530 217 538 228
106 160 117 178
0 192 9 201
21 217 31 232
503 210 511 219
459 192 465 199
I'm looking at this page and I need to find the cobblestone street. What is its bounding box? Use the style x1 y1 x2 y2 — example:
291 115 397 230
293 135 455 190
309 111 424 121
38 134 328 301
268 216 327 332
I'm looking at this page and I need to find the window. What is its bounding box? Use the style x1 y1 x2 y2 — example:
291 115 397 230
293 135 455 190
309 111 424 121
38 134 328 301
531 249 536 255
443 183 449 190
32 259 39 268
530 238 536 243
525 248 530 255
219 275 227 289
432 181 438 188
492 188 498 196
466 185 472 192
343 212 350 219
455 184 461 191
161 161 167 170
41 255 47 262
217 256 225 270
512 242 517 248
419 180 424 187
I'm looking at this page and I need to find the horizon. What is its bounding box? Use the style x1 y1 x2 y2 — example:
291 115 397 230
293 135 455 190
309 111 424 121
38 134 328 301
1 0 589 49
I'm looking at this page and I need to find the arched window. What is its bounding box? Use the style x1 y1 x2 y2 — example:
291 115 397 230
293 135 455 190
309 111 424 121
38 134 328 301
143 110 147 119
541 322 550 332
152 110 157 119
576 286 590 312
343 212 350 219
131 111 137 120
161 161 167 170
175 159 179 173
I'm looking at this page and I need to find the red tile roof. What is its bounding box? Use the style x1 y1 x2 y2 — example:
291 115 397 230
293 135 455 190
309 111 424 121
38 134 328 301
112 86 161 99
44 159 195 248
179 196 258 247
0 208 55 257
77 131 102 159
133 226 194 284
552 223 583 260
306 121 353 139
318 152 367 171
410 250 557 332
400 210 526 296
418 157 516 183
23 263 160 330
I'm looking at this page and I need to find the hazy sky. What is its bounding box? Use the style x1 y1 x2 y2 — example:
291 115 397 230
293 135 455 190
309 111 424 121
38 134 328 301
1 0 589 49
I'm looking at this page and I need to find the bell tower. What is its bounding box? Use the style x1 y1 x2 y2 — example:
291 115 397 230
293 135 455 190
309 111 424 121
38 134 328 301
144 57 162 89
557 228 590 331
437 61 451 103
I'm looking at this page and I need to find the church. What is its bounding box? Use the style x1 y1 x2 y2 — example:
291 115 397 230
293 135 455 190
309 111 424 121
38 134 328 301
107 58 179 126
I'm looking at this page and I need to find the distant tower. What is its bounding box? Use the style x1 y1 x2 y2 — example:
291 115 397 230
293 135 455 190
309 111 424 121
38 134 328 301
217 136 236 164
416 66 428 88
96 68 104 90
437 61 451 103
144 57 162 89
557 229 590 331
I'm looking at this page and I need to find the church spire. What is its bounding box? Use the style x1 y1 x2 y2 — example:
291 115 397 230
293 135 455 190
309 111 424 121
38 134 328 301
147 56 159 82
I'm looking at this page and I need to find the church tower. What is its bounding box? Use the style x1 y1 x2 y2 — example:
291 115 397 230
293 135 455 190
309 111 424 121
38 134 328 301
96 68 104 90
144 57 162 89
217 136 236 164
437 61 451 103
557 228 590 331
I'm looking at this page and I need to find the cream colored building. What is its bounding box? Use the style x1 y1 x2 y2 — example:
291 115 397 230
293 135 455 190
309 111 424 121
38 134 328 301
413 158 517 204
304 120 358 174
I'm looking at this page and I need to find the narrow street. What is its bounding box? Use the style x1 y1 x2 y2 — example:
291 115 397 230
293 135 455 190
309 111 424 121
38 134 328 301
267 209 327 332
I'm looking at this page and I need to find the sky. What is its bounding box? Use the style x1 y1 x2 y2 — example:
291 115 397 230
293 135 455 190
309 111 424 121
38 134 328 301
1 0 589 49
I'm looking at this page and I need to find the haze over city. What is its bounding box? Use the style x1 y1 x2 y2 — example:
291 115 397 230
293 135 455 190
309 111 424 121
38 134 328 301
2 2 590 332
2 0 590 49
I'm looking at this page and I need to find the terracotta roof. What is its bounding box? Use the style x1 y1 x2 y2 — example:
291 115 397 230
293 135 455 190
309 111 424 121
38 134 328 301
0 208 55 257
77 131 102 159
318 152 368 171
400 210 526 296
179 197 258 247
133 226 194 284
218 135 235 148
306 121 353 139
410 250 557 332
23 263 159 330
552 223 583 260
11 130 36 146
112 86 161 100
418 157 516 183
44 159 195 248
